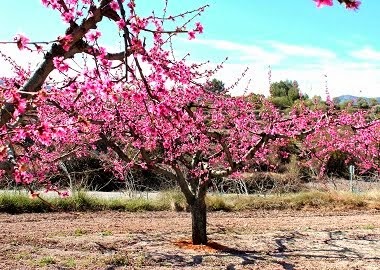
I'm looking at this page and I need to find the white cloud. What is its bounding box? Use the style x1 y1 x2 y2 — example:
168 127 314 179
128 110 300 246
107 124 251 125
195 58 380 98
350 47 380 61
187 38 284 64
268 41 336 59
181 39 380 98
319 61 380 97
186 38 337 62
2 39 380 99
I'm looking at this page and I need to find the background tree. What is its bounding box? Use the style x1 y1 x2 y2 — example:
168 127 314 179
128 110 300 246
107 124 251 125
269 80 301 109
339 100 353 110
205 78 226 94
356 97 369 109
369 98 378 107
333 97 341 105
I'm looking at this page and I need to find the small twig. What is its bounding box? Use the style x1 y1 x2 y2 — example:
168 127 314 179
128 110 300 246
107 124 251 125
117 0 129 82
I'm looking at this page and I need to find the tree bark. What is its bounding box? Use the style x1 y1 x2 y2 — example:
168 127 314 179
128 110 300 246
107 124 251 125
189 191 207 245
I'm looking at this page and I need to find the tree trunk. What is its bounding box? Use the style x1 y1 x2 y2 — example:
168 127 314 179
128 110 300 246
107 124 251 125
189 193 207 245
171 167 208 245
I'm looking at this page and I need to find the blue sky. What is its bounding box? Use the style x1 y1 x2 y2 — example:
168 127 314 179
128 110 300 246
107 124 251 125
0 0 379 97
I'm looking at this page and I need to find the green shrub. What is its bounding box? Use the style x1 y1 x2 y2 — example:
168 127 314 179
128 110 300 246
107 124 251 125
206 195 233 211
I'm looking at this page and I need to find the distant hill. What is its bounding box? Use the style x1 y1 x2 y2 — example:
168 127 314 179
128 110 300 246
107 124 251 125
334 95 380 104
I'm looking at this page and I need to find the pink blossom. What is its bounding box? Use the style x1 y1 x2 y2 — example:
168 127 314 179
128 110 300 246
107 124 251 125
59 190 70 198
127 0 135 9
62 11 75 23
4 92 27 117
117 19 126 30
34 44 43 52
314 0 333 7
345 0 361 10
53 56 69 72
58 34 73 51
110 1 119 10
14 34 29 50
14 99 27 116
195 22 203 34
85 30 102 42
36 122 52 145
53 127 66 139
188 31 196 40
14 129 28 141
130 17 148 34
14 168 33 184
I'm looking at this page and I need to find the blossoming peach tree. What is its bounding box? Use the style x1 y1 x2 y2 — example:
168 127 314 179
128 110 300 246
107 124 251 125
0 0 372 245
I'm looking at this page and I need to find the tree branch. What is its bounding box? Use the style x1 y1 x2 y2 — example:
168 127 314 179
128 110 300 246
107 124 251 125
0 160 13 172
99 133 132 163
117 0 130 81
172 164 196 203
0 1 115 127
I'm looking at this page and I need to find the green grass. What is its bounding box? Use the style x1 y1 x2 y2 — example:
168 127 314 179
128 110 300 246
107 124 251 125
37 256 55 267
363 223 376 230
74 228 87 236
100 230 113 236
0 192 50 213
1 189 380 214
219 190 370 211
0 191 170 214
62 258 76 268
14 251 32 261
103 254 130 267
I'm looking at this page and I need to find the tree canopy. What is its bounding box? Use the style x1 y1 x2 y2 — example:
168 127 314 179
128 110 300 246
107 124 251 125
269 80 303 109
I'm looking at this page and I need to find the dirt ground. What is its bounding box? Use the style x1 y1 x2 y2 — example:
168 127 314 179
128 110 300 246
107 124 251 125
1 210 380 269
